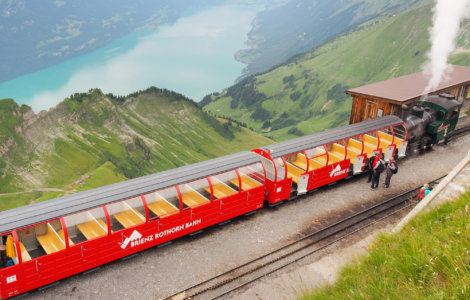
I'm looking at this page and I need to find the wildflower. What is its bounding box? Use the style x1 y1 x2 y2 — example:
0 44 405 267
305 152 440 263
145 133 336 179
445 216 450 220
455 231 461 235
435 221 439 224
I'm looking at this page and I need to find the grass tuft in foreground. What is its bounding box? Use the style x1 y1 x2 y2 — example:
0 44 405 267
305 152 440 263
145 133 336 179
302 189 470 299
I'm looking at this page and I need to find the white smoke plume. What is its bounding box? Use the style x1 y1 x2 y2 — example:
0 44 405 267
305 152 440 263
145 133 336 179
423 0 470 94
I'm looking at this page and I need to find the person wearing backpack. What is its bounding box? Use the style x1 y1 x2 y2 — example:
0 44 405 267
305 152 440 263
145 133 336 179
370 154 385 189
384 157 397 188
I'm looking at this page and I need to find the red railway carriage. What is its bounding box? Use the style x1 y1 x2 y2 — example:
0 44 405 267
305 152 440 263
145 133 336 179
0 151 266 299
253 115 408 205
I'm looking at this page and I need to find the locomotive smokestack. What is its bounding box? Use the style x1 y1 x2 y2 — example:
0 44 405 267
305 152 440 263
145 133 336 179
400 104 409 120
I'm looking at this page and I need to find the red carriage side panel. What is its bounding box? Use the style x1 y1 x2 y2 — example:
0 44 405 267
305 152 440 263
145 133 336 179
264 178 292 204
307 159 350 190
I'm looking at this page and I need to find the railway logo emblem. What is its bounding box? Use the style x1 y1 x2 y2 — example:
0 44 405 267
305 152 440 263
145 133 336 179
329 164 347 178
121 230 142 249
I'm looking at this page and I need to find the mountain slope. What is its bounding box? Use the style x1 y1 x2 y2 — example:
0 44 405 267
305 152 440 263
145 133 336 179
237 0 432 76
203 3 470 141
0 87 272 208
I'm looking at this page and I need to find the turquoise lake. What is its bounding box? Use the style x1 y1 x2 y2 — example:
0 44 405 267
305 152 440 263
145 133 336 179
0 5 259 112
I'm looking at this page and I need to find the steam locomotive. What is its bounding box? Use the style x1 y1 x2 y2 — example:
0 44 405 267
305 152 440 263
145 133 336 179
403 93 461 151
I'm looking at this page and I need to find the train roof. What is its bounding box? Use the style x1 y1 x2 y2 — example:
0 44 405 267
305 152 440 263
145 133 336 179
262 115 404 158
0 151 261 234
422 94 462 110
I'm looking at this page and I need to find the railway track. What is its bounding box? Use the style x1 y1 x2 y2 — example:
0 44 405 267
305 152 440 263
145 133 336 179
165 175 444 300
453 123 470 138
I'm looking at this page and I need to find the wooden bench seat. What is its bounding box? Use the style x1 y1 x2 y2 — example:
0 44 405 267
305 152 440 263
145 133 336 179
148 200 179 217
308 158 325 169
114 209 145 228
286 163 304 183
294 155 307 168
315 155 328 165
328 152 344 163
19 242 31 262
363 135 379 151
37 224 65 254
77 219 107 240
347 139 363 154
363 142 378 156
205 182 237 199
230 176 262 191
181 190 209 207
378 131 404 149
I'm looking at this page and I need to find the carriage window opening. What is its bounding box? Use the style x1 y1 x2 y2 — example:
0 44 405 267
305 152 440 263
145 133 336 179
237 164 264 191
436 111 444 120
451 108 459 117
16 220 66 259
209 171 238 199
64 207 108 244
0 233 18 268
305 146 327 166
106 197 145 232
180 179 210 208
392 125 407 141
144 187 180 220
327 143 345 163
274 157 286 181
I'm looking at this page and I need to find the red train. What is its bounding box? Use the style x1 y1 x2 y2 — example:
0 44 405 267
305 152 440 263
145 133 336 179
0 115 408 298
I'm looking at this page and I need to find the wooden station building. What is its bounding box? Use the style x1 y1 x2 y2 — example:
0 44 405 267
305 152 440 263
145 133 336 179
347 65 470 124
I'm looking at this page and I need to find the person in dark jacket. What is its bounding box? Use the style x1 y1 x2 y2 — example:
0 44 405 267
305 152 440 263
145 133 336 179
384 158 397 188
367 153 377 183
370 154 385 189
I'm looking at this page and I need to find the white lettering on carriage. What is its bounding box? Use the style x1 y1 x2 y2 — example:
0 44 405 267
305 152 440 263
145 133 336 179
329 165 348 178
120 219 203 250
6 275 16 284
154 218 202 240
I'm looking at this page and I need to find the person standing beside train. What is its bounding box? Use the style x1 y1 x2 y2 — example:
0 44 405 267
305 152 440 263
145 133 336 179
367 153 378 183
370 154 385 189
383 157 398 188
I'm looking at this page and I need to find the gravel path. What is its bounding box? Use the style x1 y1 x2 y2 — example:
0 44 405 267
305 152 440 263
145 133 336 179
24 128 470 300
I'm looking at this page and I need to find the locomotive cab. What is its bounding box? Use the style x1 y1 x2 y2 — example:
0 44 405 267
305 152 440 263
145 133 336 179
419 93 461 144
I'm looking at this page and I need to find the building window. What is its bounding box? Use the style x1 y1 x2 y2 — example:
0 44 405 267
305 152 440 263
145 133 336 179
459 86 465 100
377 108 383 117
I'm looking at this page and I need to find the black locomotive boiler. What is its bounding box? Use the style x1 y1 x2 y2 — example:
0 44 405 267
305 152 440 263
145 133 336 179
403 93 461 151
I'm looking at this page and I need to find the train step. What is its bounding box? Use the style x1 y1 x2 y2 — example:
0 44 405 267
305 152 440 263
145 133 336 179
217 220 231 226
82 266 101 275
158 241 173 248
244 210 257 216
38 281 60 291
121 253 139 261
189 230 203 237
268 201 284 208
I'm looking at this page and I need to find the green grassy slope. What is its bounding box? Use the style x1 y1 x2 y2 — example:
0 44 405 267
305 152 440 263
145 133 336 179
0 87 272 210
303 188 470 299
203 4 470 141
237 0 431 76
